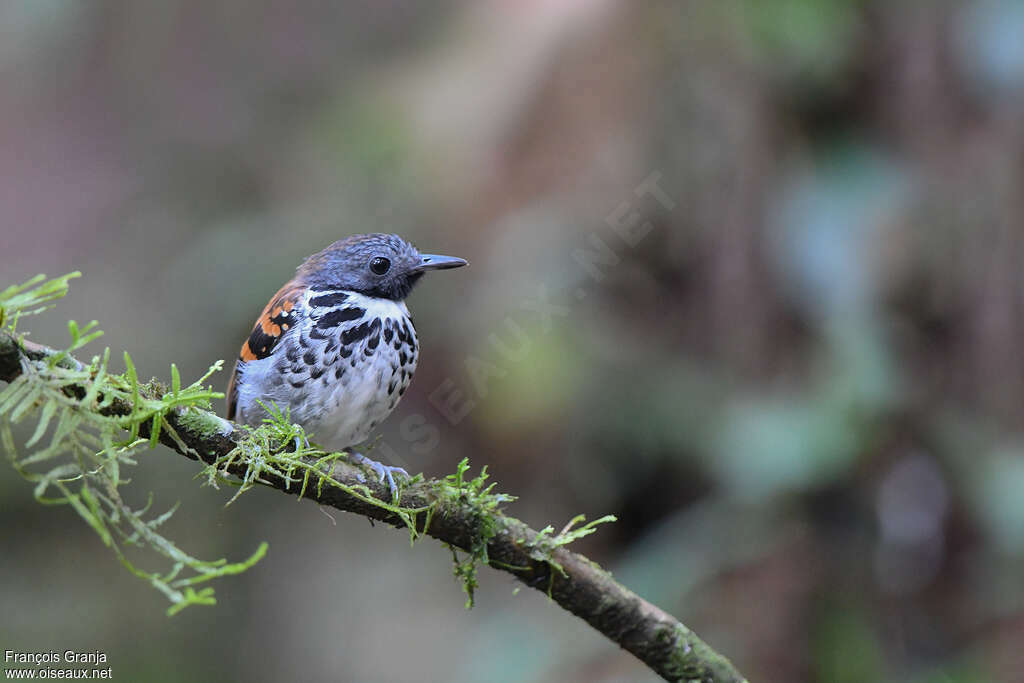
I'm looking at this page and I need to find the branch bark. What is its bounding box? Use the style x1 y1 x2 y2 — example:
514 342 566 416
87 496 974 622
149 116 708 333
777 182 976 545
0 330 747 683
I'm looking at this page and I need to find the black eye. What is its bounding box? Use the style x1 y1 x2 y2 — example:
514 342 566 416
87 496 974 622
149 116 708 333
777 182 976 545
369 257 391 275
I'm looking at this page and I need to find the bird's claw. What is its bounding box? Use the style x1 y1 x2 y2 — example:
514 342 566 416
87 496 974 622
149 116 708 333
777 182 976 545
350 452 409 499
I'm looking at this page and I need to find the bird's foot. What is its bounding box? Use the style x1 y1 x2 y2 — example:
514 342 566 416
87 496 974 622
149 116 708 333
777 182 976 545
349 452 409 499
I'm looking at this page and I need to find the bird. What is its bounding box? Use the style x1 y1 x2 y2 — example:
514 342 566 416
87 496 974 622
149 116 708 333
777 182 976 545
226 233 467 495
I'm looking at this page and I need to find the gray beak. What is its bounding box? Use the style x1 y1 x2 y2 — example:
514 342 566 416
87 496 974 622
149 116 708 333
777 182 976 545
413 254 468 272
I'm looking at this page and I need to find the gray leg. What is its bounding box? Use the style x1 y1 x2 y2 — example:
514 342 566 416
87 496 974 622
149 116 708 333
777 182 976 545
349 451 409 498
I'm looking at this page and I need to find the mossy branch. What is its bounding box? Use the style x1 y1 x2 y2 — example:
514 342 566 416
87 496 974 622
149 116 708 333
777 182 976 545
0 276 746 683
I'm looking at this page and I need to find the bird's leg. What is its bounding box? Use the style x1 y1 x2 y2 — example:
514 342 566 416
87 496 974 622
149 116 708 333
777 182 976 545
348 450 409 499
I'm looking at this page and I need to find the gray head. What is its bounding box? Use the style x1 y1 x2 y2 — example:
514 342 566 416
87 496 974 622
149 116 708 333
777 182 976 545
297 233 467 301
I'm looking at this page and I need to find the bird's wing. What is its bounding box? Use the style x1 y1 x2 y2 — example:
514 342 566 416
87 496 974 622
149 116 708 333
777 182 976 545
226 281 306 420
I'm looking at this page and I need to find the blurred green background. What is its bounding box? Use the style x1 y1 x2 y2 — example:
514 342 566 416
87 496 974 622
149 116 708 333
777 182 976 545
3 1 1024 681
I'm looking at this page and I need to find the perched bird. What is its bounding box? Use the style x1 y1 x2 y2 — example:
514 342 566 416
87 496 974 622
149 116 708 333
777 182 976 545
226 233 467 493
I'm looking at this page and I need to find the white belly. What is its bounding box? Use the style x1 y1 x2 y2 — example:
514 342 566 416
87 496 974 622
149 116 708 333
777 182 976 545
315 340 414 447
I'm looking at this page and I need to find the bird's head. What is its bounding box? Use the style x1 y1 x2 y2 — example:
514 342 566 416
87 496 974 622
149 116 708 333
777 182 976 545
297 233 467 300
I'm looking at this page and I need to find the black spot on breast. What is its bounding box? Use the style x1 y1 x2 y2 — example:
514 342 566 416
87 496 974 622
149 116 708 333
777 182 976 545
317 306 365 329
383 325 394 343
399 351 408 366
289 379 304 389
325 338 338 354
367 333 380 350
285 346 299 363
310 366 324 380
323 354 337 367
335 367 344 380
398 385 406 396
364 346 374 357
342 319 374 345
310 292 349 307
339 345 353 358
303 350 317 365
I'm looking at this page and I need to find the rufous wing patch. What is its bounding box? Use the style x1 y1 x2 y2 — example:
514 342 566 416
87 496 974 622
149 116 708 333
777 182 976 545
226 281 305 420
240 282 304 362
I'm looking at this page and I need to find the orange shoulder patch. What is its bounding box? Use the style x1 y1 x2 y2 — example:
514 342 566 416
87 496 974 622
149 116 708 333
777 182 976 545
227 281 305 420
238 281 305 363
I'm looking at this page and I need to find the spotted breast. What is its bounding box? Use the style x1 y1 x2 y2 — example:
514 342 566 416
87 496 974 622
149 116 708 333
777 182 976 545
230 289 419 449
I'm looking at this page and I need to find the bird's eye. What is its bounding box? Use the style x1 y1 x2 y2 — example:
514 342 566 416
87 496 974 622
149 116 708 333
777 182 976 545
369 257 391 275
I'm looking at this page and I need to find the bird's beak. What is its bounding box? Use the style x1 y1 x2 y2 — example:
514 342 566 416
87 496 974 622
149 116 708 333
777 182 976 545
413 254 468 272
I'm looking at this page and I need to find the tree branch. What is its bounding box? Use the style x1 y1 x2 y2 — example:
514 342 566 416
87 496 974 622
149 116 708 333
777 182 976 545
0 330 747 682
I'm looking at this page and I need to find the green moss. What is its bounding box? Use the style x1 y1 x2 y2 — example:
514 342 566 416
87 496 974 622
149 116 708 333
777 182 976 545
1 274 260 616
525 513 618 596
0 272 81 330
430 458 515 607
424 461 618 606
659 622 749 683
176 405 232 441
202 403 436 545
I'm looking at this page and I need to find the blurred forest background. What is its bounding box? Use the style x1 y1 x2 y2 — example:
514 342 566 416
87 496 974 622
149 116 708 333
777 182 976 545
3 1 1024 681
